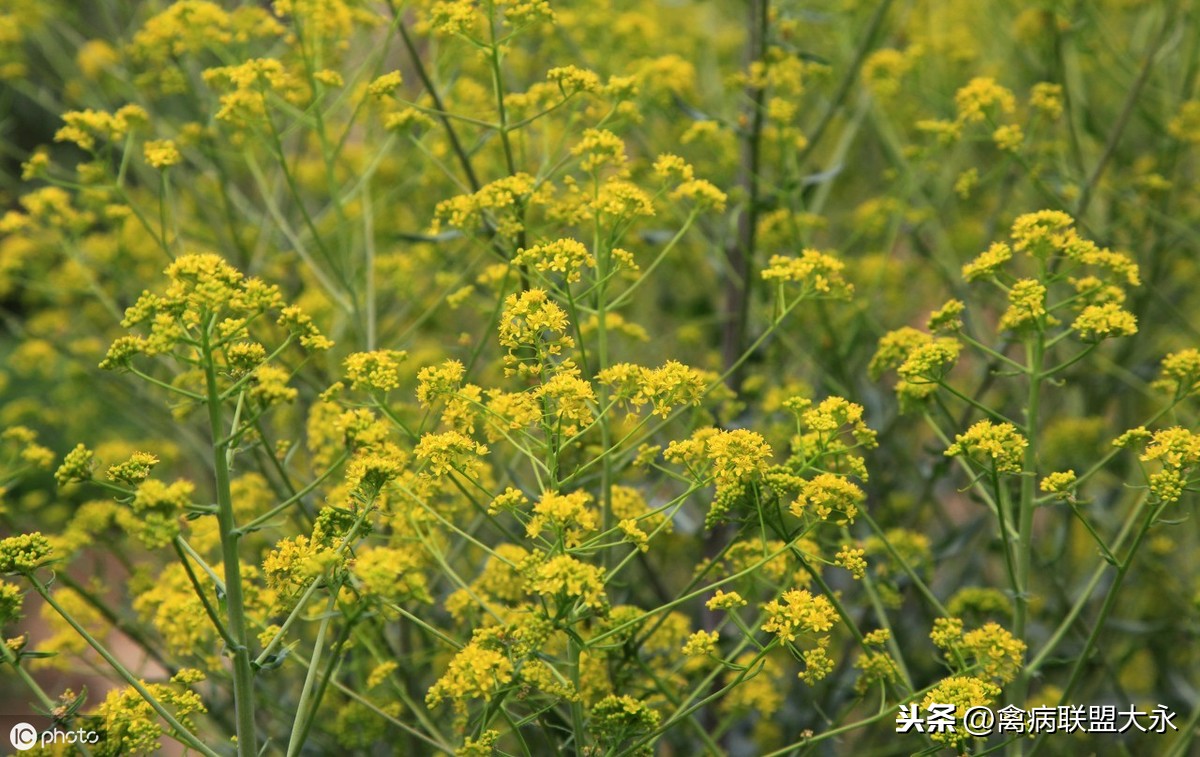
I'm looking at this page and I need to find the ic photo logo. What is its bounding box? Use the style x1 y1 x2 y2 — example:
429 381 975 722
9 723 37 751
9 721 100 751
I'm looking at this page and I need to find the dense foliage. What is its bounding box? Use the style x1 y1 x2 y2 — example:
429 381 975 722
1 0 1199 755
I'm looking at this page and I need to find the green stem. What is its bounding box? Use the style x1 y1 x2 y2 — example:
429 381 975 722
201 323 259 757
1164 700 1200 757
235 449 349 535
1073 2 1175 220
1014 336 1043 642
28 574 218 757
254 500 377 667
172 537 238 650
0 640 94 757
285 592 338 756
1025 491 1147 675
1026 497 1169 757
1008 332 1044 740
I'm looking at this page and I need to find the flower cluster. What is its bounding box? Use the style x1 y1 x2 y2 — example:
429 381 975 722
0 533 54 574
791 473 865 523
667 428 773 526
1129 427 1200 504
761 588 839 684
344 350 407 393
598 361 708 418
931 618 1026 684
424 638 513 710
497 289 576 378
100 253 330 375
1153 349 1200 398
920 676 1001 745
514 239 595 284
97 671 207 755
433 174 538 239
960 211 1140 341
525 490 597 546
4 1 1198 754
945 420 1029 475
530 555 608 613
870 327 963 408
414 431 489 477
54 105 149 152
761 250 853 300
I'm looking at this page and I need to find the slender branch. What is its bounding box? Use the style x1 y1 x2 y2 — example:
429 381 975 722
721 0 769 392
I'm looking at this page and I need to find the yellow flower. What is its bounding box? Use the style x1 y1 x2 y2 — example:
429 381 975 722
598 360 706 418
514 239 595 283
761 250 852 299
571 129 627 173
682 629 719 657
920 676 1000 745
250 364 298 406
54 105 148 151
344 452 404 495
143 139 181 168
124 479 193 547
536 369 596 434
706 589 747 611
945 420 1028 474
433 173 537 238
367 70 403 98
2 427 53 469
854 650 900 692
960 622 1026 684
1168 100 1200 143
862 48 914 98
835 545 867 579
0 582 23 626
0 533 54 574
1040 470 1077 496
1030 82 1064 119
1154 349 1200 398
203 58 303 123
998 278 1047 331
98 676 207 754
313 68 343 87
530 555 607 612
414 431 488 476
1009 210 1074 256
352 546 430 604
107 452 160 486
1072 303 1137 340
791 473 865 523
761 588 837 641
992 123 1023 151
547 65 601 94
425 0 480 37
55 444 95 485
962 242 1012 282
416 359 465 406
669 178 727 211
954 77 1016 124
591 694 660 746
498 289 575 376
344 350 407 393
652 154 694 182
526 490 597 545
926 299 965 333
895 337 962 398
76 40 119 80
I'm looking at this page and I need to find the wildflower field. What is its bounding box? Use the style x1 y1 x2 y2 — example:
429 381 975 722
1 0 1199 754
